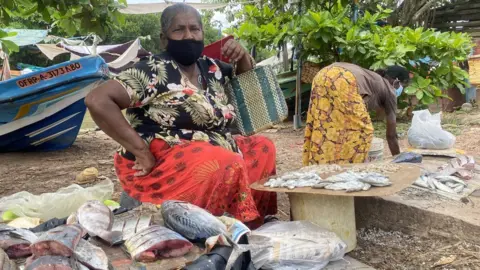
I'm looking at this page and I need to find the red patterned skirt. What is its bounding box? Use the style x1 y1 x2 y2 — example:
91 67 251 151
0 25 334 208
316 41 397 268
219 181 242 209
114 135 277 225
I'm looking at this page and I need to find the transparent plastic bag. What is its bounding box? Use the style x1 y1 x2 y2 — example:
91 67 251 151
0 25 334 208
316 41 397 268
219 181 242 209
244 221 347 270
0 179 114 221
407 109 456 150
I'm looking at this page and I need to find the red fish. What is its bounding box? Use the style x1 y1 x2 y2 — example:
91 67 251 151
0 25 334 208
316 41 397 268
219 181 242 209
124 225 192 262
31 224 85 257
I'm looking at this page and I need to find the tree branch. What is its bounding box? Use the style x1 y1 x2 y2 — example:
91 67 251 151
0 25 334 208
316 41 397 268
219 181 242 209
412 0 437 22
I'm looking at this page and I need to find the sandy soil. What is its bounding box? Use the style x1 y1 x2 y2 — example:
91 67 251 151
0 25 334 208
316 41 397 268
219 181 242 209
1 109 480 269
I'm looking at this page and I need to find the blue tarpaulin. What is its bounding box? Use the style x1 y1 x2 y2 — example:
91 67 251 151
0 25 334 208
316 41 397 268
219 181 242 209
1 29 48 47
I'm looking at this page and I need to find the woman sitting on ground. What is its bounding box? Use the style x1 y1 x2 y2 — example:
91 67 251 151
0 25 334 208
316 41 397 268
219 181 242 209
303 62 409 165
86 3 277 228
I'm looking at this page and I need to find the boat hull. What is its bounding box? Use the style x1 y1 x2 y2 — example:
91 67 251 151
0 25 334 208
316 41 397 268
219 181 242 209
0 56 108 152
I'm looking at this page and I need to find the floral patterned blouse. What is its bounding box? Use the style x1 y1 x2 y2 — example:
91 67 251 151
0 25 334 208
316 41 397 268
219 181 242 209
114 52 238 160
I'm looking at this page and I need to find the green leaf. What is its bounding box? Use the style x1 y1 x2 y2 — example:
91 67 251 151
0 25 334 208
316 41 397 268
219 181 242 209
404 86 417 95
383 59 395 66
417 77 431 88
0 39 20 54
416 90 424 100
358 46 366 54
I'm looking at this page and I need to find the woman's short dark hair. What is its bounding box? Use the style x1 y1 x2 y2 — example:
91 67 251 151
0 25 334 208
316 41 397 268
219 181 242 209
160 3 203 35
377 65 410 83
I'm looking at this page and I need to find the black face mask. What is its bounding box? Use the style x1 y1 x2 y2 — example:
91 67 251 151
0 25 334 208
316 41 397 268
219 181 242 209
166 38 204 66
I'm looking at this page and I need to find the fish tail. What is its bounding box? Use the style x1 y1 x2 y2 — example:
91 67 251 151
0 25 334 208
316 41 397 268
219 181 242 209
99 231 124 246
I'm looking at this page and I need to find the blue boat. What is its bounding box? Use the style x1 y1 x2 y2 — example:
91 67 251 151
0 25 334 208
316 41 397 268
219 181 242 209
0 56 109 152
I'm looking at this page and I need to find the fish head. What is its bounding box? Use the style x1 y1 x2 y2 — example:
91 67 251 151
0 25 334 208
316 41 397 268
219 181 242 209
161 200 193 211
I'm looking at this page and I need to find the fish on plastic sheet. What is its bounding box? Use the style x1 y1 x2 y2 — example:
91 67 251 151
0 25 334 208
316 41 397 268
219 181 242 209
124 225 193 262
0 248 17 270
68 200 123 246
0 224 38 258
74 239 109 270
161 200 227 241
25 255 75 270
31 224 85 257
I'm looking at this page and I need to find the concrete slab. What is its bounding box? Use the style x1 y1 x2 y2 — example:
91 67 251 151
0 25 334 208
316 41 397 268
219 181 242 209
355 157 480 244
325 256 374 270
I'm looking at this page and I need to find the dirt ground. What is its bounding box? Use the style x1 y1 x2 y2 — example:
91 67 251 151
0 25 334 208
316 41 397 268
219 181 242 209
1 108 480 269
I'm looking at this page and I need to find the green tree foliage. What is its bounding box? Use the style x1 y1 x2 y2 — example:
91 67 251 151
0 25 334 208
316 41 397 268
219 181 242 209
103 14 162 54
0 0 127 55
0 0 126 37
232 3 474 105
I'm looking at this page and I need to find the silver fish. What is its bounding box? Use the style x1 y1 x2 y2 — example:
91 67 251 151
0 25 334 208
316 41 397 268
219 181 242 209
325 172 360 183
0 248 17 270
312 182 332 189
414 177 429 189
124 225 193 262
161 200 227 241
454 185 465 194
432 179 456 193
362 183 372 191
427 176 437 190
434 175 466 186
325 181 366 192
0 224 38 258
74 239 109 270
69 200 123 246
358 173 392 187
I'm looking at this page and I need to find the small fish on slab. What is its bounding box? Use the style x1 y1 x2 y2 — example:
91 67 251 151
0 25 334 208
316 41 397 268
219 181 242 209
0 248 17 270
162 200 227 241
436 155 476 179
68 200 123 246
413 174 467 194
74 239 109 270
324 181 369 192
31 224 85 257
25 255 75 270
124 225 193 262
357 173 392 187
0 224 38 258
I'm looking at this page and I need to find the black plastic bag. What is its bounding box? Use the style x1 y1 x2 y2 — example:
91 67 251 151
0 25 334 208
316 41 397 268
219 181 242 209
183 235 255 270
183 246 255 270
30 218 67 233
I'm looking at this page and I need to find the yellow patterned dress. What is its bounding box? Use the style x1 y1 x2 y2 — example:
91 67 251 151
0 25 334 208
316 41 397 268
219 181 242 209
303 65 374 165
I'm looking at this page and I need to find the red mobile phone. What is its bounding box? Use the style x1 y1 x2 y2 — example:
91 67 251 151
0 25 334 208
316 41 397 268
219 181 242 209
202 35 235 63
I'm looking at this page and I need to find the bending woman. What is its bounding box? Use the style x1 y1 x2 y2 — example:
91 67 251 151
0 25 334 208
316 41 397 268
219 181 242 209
85 3 277 227
303 62 409 165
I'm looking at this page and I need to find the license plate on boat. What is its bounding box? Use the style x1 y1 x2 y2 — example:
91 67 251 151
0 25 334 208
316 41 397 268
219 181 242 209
17 62 82 88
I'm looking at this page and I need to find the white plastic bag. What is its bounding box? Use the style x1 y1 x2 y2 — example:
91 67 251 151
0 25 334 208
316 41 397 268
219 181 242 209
0 179 114 221
244 221 347 270
407 109 456 150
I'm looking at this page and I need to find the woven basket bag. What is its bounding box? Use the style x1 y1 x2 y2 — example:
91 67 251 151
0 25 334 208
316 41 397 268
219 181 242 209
227 63 289 136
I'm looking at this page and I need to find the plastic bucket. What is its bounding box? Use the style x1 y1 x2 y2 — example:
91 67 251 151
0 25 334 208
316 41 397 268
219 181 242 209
367 137 384 162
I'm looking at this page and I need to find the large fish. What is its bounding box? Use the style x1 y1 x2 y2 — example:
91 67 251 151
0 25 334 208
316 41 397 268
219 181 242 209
68 200 123 246
124 225 193 262
0 248 17 270
25 255 75 270
74 239 109 270
161 200 227 241
0 224 38 258
31 224 85 257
